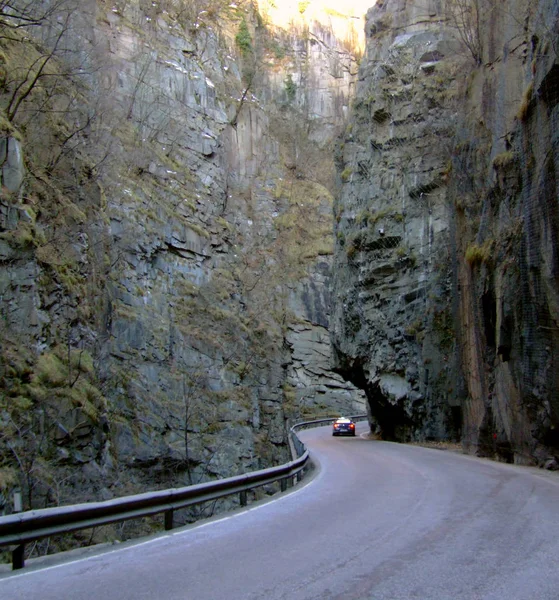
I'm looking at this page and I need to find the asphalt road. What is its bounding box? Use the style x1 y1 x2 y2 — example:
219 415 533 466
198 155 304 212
2 424 559 600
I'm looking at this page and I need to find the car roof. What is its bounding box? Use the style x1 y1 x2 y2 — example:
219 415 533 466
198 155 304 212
335 417 353 422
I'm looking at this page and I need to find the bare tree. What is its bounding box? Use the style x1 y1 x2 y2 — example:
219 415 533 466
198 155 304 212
446 0 487 65
0 0 70 34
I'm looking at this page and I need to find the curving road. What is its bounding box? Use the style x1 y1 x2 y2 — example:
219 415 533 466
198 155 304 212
2 423 559 599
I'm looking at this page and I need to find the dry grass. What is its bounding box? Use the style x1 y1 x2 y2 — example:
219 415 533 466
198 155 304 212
492 151 515 169
517 82 534 121
465 239 494 266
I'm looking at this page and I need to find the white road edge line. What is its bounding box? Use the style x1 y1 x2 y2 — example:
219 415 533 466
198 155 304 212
0 463 321 582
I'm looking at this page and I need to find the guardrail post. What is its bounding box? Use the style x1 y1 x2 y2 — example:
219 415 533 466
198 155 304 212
12 543 25 570
280 478 287 492
11 488 24 570
240 490 247 507
164 509 174 531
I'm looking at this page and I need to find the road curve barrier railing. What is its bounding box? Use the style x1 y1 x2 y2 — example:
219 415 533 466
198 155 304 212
0 414 367 570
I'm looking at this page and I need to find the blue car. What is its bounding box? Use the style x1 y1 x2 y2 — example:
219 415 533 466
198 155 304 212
332 417 356 436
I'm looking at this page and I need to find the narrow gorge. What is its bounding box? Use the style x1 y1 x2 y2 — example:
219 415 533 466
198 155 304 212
0 0 558 558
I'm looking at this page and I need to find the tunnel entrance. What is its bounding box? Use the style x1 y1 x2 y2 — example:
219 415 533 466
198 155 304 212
332 355 414 442
365 380 413 441
333 347 462 444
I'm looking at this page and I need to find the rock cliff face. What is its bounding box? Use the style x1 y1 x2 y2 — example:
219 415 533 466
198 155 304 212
0 0 365 537
332 0 559 466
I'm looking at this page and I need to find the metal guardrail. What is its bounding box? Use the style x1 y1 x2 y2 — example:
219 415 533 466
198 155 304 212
0 414 367 570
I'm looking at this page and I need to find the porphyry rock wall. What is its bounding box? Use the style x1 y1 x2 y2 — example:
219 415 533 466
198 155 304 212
0 0 364 541
332 0 559 466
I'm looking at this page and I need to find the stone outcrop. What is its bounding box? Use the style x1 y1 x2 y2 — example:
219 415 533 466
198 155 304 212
286 257 366 418
0 137 24 193
332 0 559 466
